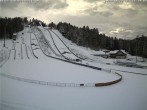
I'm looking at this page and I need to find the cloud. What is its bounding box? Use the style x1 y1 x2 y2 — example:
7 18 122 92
82 2 114 17
84 8 113 17
0 1 20 9
84 0 102 3
28 0 68 10
0 0 68 10
0 0 147 39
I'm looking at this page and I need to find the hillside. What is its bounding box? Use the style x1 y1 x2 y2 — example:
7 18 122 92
0 26 147 110
0 17 147 58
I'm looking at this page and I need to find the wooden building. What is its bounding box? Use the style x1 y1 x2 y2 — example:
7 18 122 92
110 50 127 59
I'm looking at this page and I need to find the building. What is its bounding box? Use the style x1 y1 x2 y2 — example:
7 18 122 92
110 50 127 59
12 33 17 40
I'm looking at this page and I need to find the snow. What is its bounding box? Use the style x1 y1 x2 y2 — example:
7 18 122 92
36 27 61 57
0 26 147 110
49 30 77 59
0 46 9 110
54 30 147 69
0 47 9 67
1 71 147 110
9 50 15 60
30 33 47 59
91 51 107 55
1 59 119 83
0 69 1 110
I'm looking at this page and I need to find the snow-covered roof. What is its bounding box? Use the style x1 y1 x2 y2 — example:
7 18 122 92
102 49 110 52
109 50 118 54
121 50 126 54
110 50 126 54
13 33 17 36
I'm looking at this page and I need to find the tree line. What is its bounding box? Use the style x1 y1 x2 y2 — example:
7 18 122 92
56 22 147 58
0 17 46 39
0 17 147 58
0 17 23 39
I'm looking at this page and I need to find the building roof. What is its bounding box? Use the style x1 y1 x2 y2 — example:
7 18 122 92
13 33 17 36
110 50 126 55
109 50 119 54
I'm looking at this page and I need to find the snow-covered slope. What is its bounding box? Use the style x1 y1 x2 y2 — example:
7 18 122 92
0 26 147 110
51 29 147 74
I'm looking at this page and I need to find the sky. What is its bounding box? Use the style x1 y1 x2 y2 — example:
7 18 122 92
0 0 147 39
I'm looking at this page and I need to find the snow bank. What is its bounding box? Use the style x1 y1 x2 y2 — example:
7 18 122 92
0 47 9 106
0 46 9 67
0 65 1 109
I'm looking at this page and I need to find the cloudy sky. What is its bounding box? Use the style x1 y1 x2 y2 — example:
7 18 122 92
0 0 147 39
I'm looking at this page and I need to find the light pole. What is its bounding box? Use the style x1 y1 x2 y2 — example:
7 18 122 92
4 22 8 47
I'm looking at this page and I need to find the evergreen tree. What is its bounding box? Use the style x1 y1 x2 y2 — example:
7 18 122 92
0 17 147 58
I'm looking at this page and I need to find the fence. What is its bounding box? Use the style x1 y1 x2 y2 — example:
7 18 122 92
0 72 122 87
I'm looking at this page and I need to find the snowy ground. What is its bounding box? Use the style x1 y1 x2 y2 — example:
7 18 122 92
0 64 1 109
1 72 147 110
0 26 147 110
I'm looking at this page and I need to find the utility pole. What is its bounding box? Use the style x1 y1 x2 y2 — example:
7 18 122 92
4 26 6 47
3 22 9 47
136 36 139 63
3 23 8 47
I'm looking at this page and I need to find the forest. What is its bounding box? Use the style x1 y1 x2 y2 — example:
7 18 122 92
0 17 147 58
